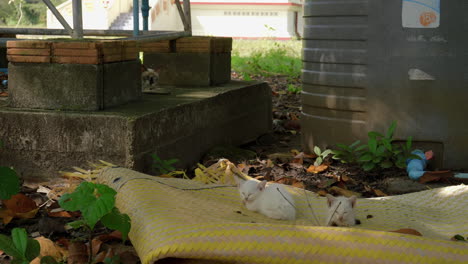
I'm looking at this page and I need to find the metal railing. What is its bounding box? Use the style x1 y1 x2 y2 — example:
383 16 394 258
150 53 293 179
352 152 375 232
0 0 192 41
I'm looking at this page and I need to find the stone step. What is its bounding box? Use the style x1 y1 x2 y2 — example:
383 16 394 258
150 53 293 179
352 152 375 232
0 81 272 180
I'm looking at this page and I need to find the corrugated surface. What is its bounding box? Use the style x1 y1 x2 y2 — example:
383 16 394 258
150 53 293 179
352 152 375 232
301 1 468 168
301 0 369 149
96 167 468 264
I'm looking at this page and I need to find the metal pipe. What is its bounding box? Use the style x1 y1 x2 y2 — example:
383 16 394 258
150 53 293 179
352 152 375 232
0 27 171 36
141 0 149 31
72 0 83 38
41 0 73 36
133 0 140 37
182 0 192 34
122 30 190 42
175 0 189 32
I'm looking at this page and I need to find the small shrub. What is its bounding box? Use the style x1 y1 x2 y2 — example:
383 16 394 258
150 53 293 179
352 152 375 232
0 227 40 264
287 84 302 94
357 121 420 171
231 39 301 78
313 146 332 166
331 140 366 164
59 182 131 263
151 154 179 175
332 121 421 171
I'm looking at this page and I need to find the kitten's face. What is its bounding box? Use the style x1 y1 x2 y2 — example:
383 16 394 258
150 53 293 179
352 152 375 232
327 195 356 226
239 180 264 204
142 68 159 89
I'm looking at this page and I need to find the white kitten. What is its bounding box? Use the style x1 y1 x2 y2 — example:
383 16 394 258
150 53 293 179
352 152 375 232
141 66 160 91
238 179 296 220
325 194 357 227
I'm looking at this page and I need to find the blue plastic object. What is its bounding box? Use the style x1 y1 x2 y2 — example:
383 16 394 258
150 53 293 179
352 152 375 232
406 149 427 180
1 80 7 86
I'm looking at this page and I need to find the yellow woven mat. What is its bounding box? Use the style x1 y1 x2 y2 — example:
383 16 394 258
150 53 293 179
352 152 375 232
96 167 468 264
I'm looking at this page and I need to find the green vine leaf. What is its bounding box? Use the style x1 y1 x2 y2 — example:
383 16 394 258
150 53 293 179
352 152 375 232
12 228 28 257
0 233 23 260
25 239 40 261
59 182 116 229
0 166 20 200
101 207 131 241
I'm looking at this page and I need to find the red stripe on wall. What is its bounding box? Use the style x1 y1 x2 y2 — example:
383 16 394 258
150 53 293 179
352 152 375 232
229 36 293 40
187 2 302 7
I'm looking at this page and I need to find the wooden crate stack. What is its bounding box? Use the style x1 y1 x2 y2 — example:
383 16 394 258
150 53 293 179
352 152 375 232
7 40 139 64
138 40 172 53
175 37 232 53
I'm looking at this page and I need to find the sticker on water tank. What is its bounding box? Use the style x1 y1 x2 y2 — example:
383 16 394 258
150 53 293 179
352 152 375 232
408 69 435 80
402 0 440 28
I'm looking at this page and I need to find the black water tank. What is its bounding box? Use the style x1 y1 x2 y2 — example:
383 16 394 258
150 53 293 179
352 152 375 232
301 0 467 168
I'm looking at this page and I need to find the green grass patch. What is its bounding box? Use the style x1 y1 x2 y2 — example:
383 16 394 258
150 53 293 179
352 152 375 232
231 39 302 79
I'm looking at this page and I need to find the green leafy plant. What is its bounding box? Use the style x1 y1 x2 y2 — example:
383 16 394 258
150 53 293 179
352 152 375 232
313 146 332 166
0 227 40 264
357 121 420 171
0 139 20 200
103 255 121 264
331 140 366 164
231 39 301 79
59 182 131 264
0 165 20 200
151 154 179 175
287 84 302 94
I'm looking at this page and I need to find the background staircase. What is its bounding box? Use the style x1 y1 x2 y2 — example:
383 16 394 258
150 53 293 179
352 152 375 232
109 0 144 30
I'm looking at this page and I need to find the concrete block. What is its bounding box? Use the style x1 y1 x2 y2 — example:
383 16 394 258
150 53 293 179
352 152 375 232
8 60 141 111
0 81 272 180
144 52 231 86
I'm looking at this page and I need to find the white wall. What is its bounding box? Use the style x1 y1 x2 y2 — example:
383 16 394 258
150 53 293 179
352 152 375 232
149 0 184 31
47 0 133 29
149 1 303 39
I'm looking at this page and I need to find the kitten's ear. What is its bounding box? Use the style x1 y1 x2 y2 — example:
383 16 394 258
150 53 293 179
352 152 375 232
326 194 335 207
257 180 267 191
140 64 148 73
349 195 357 208
233 176 243 188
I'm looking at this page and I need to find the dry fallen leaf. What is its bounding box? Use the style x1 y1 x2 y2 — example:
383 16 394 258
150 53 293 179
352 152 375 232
0 193 39 224
30 237 68 264
119 250 141 264
48 209 76 218
418 171 453 184
389 228 423 236
329 186 361 198
3 193 38 212
267 153 293 163
306 164 328 174
318 178 337 189
290 149 301 156
94 248 115 263
95 230 123 242
292 181 305 189
340 175 351 182
275 177 304 189
372 189 388 197
68 242 88 264
317 190 328 197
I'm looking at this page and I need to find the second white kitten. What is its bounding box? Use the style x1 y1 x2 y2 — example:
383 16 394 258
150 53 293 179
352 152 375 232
325 194 357 227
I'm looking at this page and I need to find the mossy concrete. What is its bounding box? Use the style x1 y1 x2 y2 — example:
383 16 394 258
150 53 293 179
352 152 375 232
0 81 272 180
144 52 231 86
8 60 141 111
